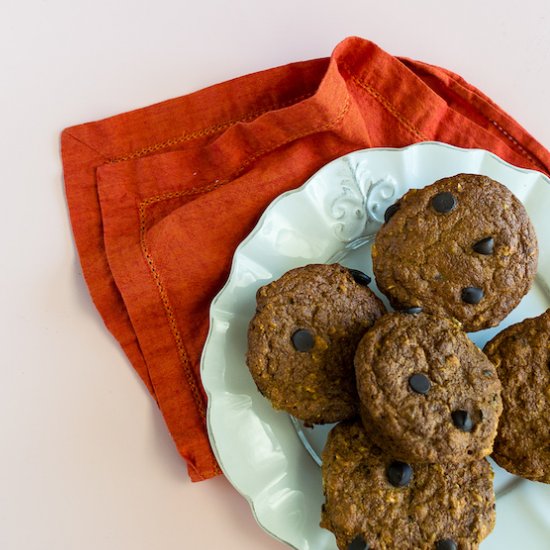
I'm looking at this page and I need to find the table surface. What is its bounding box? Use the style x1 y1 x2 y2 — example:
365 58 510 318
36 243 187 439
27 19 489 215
1 1 549 549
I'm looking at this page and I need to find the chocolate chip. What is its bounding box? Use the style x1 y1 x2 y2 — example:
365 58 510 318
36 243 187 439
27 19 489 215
387 461 412 487
436 539 457 550
384 203 400 223
291 329 314 352
452 410 474 432
409 373 431 394
348 535 368 550
402 306 423 314
461 286 484 304
349 269 371 286
473 236 494 255
431 192 457 213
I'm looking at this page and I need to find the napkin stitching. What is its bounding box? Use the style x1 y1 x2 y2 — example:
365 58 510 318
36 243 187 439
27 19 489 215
108 91 316 164
138 203 222 480
139 97 351 207
433 71 547 171
349 66 546 172
136 96 351 479
344 67 429 141
489 119 545 171
138 204 207 417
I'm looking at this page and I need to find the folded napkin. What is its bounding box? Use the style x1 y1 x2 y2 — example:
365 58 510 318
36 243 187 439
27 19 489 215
61 36 550 482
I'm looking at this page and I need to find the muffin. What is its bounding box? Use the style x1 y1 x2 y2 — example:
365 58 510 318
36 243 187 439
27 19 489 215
247 263 385 423
372 173 538 332
354 311 502 462
321 420 496 549
484 309 550 483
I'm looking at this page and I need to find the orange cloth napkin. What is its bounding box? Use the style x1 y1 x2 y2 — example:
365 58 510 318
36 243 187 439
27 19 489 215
61 36 550 482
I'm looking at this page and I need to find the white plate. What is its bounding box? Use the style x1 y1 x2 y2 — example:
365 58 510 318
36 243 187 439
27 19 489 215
200 142 550 549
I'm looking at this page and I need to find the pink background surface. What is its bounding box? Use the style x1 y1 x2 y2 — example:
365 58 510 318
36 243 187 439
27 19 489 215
1 1 549 548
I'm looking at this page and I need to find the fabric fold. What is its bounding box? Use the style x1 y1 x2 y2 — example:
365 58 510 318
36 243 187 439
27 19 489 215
62 36 550 481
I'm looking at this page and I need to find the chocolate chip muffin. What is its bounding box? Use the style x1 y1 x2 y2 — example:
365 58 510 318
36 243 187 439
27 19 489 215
372 173 538 332
321 420 496 550
483 309 550 483
246 264 385 424
354 312 502 463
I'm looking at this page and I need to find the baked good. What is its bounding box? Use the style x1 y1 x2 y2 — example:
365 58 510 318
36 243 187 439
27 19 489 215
246 263 385 424
321 420 496 550
483 309 550 483
372 173 538 332
354 312 502 462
